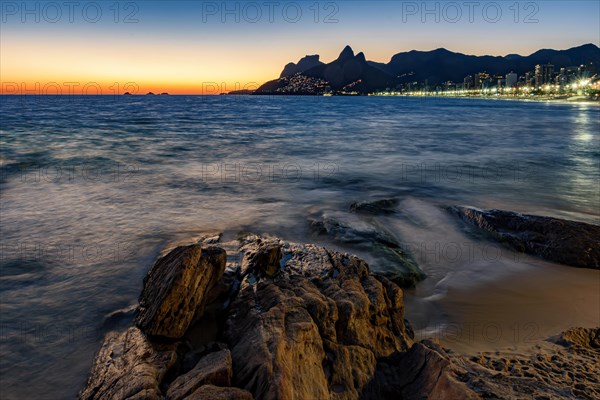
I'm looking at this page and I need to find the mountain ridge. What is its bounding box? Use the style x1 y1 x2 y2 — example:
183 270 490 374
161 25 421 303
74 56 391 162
255 43 599 94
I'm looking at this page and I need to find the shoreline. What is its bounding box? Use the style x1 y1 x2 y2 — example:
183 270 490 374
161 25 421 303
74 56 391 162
370 93 600 105
2 93 599 106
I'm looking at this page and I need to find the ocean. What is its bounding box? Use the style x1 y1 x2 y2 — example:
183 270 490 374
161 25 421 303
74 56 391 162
0 95 599 399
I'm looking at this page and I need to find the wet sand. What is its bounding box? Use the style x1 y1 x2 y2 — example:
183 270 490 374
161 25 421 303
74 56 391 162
383 198 600 353
410 260 600 353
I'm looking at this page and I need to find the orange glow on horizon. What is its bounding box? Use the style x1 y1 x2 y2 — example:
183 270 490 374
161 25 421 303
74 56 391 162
0 35 278 95
0 80 266 95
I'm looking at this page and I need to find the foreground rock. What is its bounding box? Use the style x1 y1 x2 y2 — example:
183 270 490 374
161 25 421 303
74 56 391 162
79 327 177 400
81 236 429 400
226 236 416 400
81 243 245 400
81 234 599 400
136 245 227 338
450 206 600 269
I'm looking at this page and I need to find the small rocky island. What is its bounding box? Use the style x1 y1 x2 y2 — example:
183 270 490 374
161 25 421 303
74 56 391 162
80 206 600 400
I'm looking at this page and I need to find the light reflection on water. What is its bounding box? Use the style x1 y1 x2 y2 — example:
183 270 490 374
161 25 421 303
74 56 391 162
0 96 598 399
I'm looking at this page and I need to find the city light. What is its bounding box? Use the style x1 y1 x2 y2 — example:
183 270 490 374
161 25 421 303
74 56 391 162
372 64 597 99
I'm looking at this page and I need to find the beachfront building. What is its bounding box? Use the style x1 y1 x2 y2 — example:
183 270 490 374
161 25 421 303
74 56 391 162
535 63 554 88
506 72 518 88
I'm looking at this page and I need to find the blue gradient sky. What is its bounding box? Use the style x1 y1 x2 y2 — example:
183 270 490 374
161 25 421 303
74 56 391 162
2 1 599 93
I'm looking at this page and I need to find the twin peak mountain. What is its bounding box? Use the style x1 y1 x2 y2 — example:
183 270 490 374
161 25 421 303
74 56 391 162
257 45 396 94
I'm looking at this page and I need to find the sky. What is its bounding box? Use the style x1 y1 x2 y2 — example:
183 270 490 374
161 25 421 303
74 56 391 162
1 0 599 94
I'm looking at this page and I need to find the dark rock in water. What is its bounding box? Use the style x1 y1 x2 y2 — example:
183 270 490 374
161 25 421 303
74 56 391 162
308 215 425 287
450 206 600 269
225 235 413 400
136 245 227 339
350 198 399 215
166 349 232 400
79 327 177 400
185 385 254 400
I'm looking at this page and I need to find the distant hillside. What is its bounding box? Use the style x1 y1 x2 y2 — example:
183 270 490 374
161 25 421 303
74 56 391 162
370 43 600 84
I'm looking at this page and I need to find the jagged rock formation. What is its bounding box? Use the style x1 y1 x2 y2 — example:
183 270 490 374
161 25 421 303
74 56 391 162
81 235 427 400
81 233 599 400
450 206 600 269
225 236 414 400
